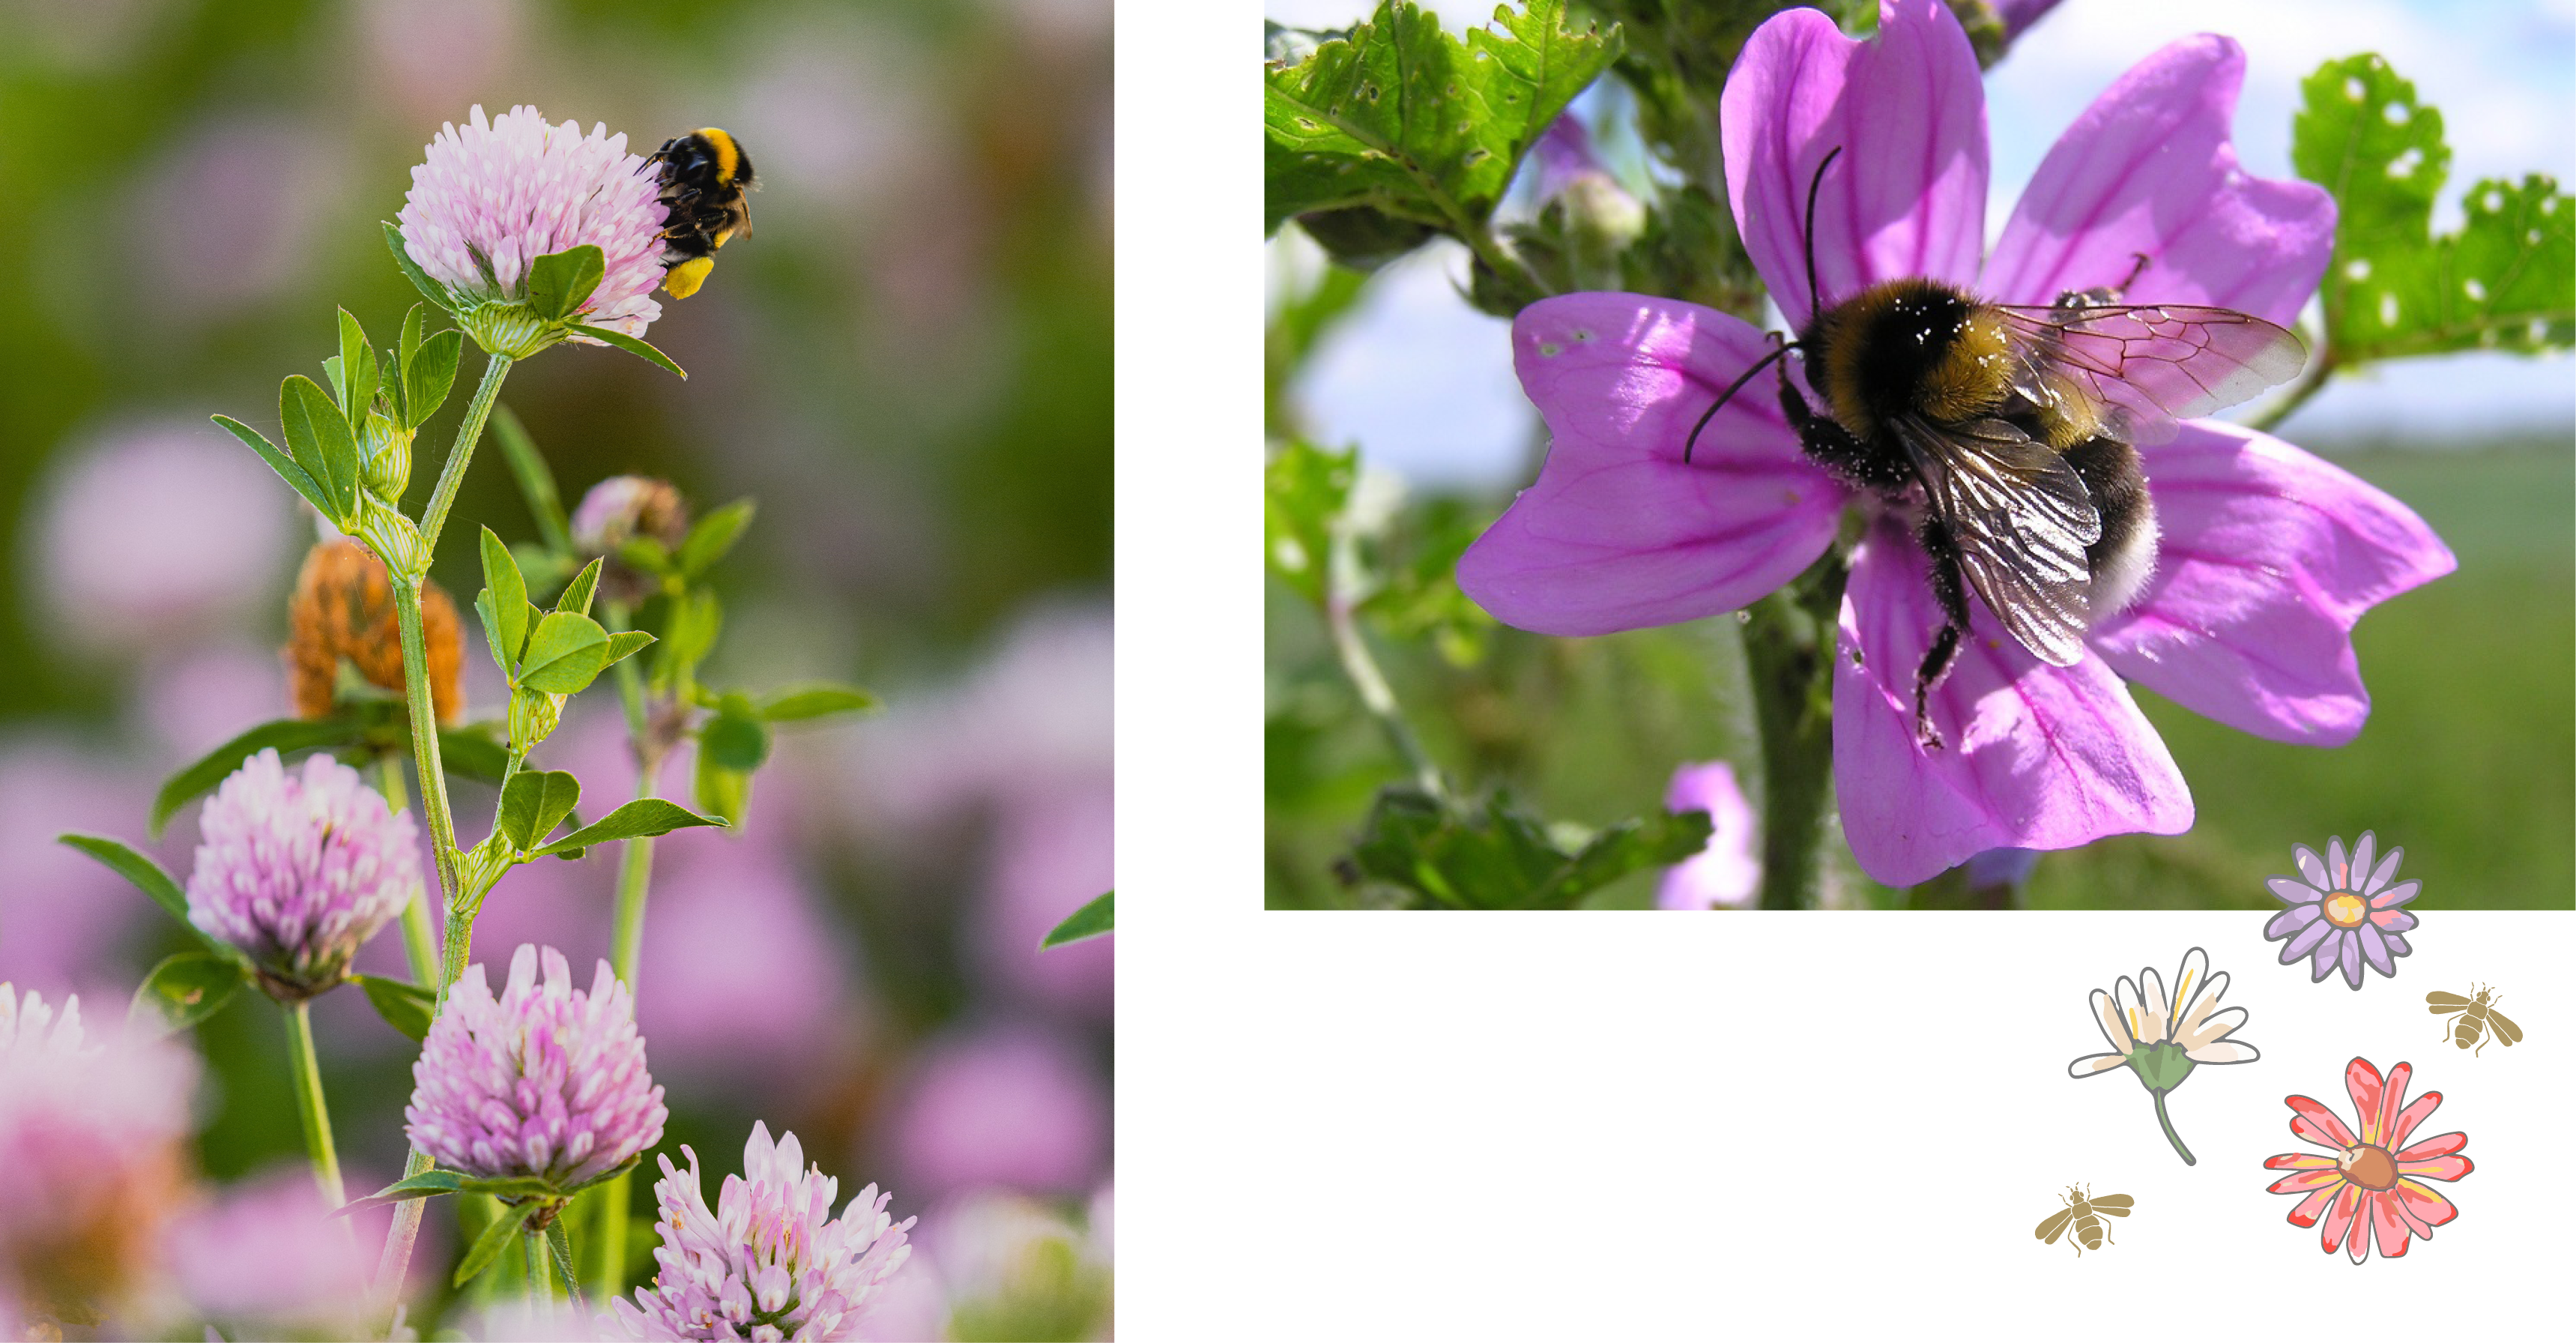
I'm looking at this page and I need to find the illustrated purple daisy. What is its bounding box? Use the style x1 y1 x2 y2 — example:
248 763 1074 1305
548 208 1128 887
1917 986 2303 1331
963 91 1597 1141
396 103 670 351
2263 831 2420 989
1657 761 1759 909
186 747 422 1001
404 944 668 1198
1454 0 2453 886
609 1121 912 1342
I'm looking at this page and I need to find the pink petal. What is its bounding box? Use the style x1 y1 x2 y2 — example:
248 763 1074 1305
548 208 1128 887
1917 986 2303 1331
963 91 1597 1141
2285 1182 2338 1228
2392 1177 2460 1227
1983 35 2333 327
2395 1129 2467 1164
2368 908 2417 934
1458 296 1844 636
2369 1191 2413 1258
2344 1057 2386 1141
2267 1168 2341 1195
2319 1182 2365 1259
2087 423 2455 745
2263 1153 2336 1171
1657 760 1762 909
1830 521 2190 887
2285 1093 2355 1150
2397 1152 2472 1183
1719 0 1986 328
2387 1091 2444 1155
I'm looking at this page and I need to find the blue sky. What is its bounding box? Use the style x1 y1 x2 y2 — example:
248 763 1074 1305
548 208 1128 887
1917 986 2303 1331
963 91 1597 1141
1270 0 2576 489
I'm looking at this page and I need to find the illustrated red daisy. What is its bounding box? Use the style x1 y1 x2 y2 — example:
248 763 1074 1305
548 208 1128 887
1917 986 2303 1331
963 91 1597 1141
2263 1057 2471 1262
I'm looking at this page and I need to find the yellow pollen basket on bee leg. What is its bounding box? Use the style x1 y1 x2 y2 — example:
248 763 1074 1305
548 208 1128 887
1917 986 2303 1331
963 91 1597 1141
664 256 715 299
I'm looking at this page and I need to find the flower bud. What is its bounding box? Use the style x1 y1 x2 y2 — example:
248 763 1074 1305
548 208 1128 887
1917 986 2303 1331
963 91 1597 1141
285 540 463 723
354 493 429 579
508 684 565 756
359 410 414 501
571 474 689 605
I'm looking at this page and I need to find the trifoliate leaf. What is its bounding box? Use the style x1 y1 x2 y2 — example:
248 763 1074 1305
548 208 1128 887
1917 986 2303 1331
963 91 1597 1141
1345 787 1712 909
149 716 369 836
528 799 726 860
350 974 436 1042
555 558 604 618
405 330 465 430
128 951 248 1036
567 323 687 378
699 710 770 773
525 245 606 322
213 415 333 521
454 1198 542 1287
517 611 611 695
1264 0 1622 236
480 526 530 673
337 309 380 428
57 833 193 932
279 375 363 524
497 769 583 851
384 221 459 316
338 1169 465 1214
2293 53 2575 360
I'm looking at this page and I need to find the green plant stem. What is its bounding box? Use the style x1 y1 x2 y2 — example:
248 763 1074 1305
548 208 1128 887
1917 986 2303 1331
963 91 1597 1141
377 756 441 986
525 1228 551 1308
545 1219 588 1318
590 600 658 1301
1739 560 1845 910
282 999 346 1213
2242 346 2336 433
417 353 515 555
1325 594 1451 807
2153 1090 2196 1166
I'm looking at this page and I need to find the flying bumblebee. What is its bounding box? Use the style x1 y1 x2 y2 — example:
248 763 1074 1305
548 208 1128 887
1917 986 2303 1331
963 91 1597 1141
1687 147 2307 749
2034 1183 2131 1257
647 128 757 299
2427 984 2522 1056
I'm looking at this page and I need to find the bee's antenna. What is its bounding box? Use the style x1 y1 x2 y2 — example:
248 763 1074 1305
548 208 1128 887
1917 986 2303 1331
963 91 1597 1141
1803 145 1844 319
1681 339 1800 465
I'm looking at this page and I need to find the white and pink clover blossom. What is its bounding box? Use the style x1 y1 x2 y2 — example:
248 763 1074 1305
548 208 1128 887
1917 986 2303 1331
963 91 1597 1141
611 1122 913 1342
1455 0 2453 885
186 747 421 1000
396 103 670 341
404 944 667 1193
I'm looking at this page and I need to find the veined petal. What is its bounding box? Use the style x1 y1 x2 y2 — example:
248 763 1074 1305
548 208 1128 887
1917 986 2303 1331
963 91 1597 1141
1984 36 2331 326
2285 1093 2356 1150
2395 1129 2467 1164
2088 987 2134 1057
2344 1058 2388 1143
2067 1051 2127 1077
1720 0 1987 328
1459 296 1844 636
2088 423 2454 745
2266 1168 2341 1195
2184 1039 2258 1064
1831 522 2189 887
2371 878 2423 911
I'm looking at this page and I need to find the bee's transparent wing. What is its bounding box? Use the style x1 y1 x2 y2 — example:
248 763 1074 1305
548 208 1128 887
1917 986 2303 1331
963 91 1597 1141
1996 304 2307 444
1891 414 2101 666
2089 1195 2134 1216
2034 1207 2074 1243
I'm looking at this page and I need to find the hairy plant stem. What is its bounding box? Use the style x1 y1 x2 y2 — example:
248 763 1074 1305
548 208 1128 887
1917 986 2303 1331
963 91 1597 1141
371 354 513 1327
2153 1090 2196 1165
377 756 441 986
283 999 346 1215
1739 554 1847 909
1326 593 1451 807
525 1229 553 1310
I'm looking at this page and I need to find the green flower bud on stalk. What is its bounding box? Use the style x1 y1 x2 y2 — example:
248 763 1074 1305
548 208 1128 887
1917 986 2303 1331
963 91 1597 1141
360 409 414 501
509 685 566 757
355 495 429 581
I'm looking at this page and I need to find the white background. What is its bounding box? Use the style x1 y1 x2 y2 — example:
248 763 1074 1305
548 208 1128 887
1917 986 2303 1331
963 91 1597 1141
1119 3 2573 1339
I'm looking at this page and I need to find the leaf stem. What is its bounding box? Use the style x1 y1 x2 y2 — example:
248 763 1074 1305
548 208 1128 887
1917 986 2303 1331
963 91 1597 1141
2242 348 2336 434
1738 558 1845 910
2152 1089 2196 1166
1325 592 1450 807
282 999 346 1213
417 353 515 556
376 755 441 986
590 598 659 1299
491 404 574 555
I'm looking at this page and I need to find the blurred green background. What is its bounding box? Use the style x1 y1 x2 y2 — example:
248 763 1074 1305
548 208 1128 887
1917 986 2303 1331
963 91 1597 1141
0 1 1110 1336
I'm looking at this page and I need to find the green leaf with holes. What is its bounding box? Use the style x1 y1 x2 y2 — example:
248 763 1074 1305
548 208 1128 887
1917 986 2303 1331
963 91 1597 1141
2292 53 2575 361
1264 0 1621 238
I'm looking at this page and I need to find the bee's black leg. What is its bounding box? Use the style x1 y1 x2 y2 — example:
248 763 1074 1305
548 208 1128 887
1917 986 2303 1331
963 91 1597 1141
1779 367 1907 490
1912 514 1975 751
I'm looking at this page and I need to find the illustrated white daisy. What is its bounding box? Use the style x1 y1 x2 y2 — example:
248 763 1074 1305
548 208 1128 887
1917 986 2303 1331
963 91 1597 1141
2067 947 2258 1165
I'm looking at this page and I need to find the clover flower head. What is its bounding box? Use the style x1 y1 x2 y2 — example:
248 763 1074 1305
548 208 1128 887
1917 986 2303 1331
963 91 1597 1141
2264 1057 2470 1262
0 986 196 1333
397 103 670 348
1657 760 1759 909
2067 947 2255 1165
1454 0 2452 887
610 1122 913 1342
2263 830 2419 989
405 944 667 1194
186 747 422 1001
285 539 464 723
572 474 689 605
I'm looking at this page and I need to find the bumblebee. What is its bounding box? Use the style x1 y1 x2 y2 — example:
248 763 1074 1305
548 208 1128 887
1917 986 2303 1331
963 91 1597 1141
2034 1183 2132 1257
647 128 756 299
1688 148 2306 749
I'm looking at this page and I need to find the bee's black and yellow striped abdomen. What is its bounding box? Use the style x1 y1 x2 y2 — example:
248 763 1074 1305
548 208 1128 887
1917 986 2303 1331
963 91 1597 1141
650 127 758 299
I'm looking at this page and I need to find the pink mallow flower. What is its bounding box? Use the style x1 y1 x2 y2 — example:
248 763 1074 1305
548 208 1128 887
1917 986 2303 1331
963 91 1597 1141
1456 0 2452 886
186 748 421 1001
611 1122 913 1342
405 944 667 1195
1658 761 1760 909
397 103 669 346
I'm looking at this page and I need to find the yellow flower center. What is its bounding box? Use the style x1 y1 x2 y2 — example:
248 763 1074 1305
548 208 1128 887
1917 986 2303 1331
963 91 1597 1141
2339 1144 2398 1191
2322 891 2368 929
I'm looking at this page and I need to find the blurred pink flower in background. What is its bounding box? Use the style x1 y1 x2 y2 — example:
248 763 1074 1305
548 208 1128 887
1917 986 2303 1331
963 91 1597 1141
135 643 285 765
1657 761 1760 910
881 1023 1108 1202
638 827 864 1093
865 1186 1112 1343
33 420 294 657
164 1165 375 1334
357 0 524 124
136 117 344 315
973 782 1112 1018
0 743 157 998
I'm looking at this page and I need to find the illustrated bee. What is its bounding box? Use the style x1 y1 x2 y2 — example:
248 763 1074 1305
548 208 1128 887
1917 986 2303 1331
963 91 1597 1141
2033 1183 2132 1257
1687 148 2307 749
647 128 757 299
2427 984 2522 1056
